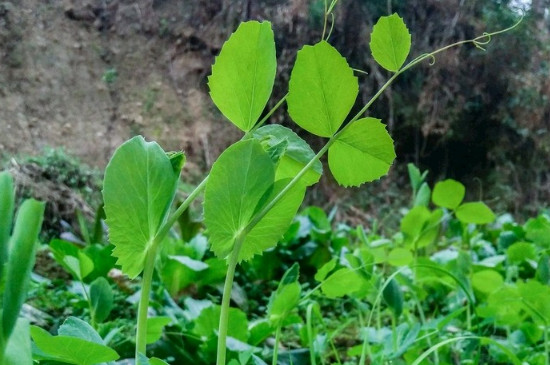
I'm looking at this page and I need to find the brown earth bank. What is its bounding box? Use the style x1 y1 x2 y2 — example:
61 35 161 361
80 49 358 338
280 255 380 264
1 0 549 221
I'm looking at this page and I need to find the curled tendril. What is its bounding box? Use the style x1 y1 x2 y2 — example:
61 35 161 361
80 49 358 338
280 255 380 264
326 12 336 41
427 54 436 66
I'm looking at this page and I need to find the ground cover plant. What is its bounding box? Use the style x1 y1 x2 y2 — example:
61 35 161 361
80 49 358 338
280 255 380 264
1 2 539 364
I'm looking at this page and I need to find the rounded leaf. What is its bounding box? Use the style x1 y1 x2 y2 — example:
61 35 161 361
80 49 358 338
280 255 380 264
387 248 413 267
287 41 358 137
328 118 395 187
456 202 495 225
370 13 411 72
208 21 276 131
432 179 465 210
472 269 503 295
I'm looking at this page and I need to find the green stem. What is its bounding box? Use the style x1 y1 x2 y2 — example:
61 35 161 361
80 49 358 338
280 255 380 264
81 281 96 329
272 324 282 365
216 236 244 365
135 246 158 359
306 304 317 365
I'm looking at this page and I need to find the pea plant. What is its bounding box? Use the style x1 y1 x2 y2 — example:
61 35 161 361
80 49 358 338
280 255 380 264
25 8 521 365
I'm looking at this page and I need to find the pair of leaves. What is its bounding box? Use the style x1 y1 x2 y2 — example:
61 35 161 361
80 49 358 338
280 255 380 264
287 37 396 187
432 179 495 224
103 136 184 279
31 317 119 365
204 139 306 261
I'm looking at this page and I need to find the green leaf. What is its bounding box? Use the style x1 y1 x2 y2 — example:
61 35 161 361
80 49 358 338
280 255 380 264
208 21 276 132
328 118 395 187
204 139 274 259
3 199 44 340
383 278 403 317
146 317 171 344
0 171 14 270
524 215 550 247
432 179 465 210
90 277 114 323
413 182 431 207
314 258 337 282
400 206 430 243
268 264 301 326
369 13 411 72
30 325 119 365
472 269 503 295
506 242 536 264
536 254 550 285
205 140 305 261
321 268 363 298
387 248 413 267
240 178 305 261
268 282 301 326
287 41 358 137
253 125 323 186
193 305 249 342
456 202 495 225
103 136 181 279
4 319 32 365
57 317 103 345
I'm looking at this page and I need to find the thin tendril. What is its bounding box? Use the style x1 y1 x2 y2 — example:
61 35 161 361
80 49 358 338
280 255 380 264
326 12 336 41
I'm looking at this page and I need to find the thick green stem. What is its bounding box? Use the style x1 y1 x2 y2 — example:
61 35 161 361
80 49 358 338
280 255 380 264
135 246 158 359
216 236 244 365
272 324 282 365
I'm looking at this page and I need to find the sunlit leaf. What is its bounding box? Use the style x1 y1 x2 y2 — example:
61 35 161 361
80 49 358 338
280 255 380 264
456 202 495 225
328 118 395 187
321 268 362 298
432 179 465 210
472 269 503 295
208 21 276 131
146 317 172 344
287 41 358 137
103 136 182 278
370 13 411 72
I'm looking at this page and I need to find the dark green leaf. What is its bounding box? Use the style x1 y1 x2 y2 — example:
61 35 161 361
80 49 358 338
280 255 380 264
208 21 276 132
382 278 403 317
0 171 14 270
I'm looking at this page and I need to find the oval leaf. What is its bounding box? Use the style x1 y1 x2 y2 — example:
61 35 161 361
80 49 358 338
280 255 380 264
287 41 358 137
328 118 395 187
204 139 275 259
103 136 182 279
472 269 503 295
90 278 114 323
208 21 276 132
387 248 413 267
253 125 322 186
432 179 465 210
370 13 411 72
456 202 495 225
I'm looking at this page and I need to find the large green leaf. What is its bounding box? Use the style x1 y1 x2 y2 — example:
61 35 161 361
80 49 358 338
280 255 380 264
204 139 274 259
287 41 358 137
2 199 44 340
432 179 465 210
103 136 182 279
456 202 495 225
328 118 395 187
208 21 276 132
253 125 322 186
31 325 119 365
369 13 411 72
0 171 14 271
4 319 32 365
